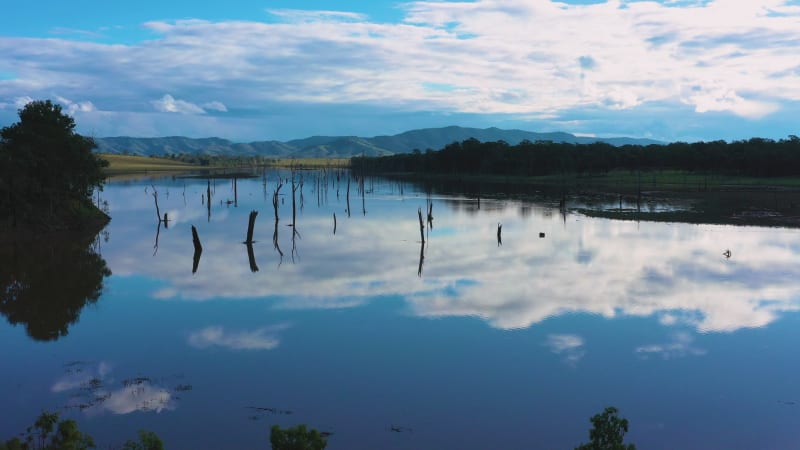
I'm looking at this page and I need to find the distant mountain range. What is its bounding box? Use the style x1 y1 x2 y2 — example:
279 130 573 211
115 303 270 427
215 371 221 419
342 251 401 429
94 126 663 158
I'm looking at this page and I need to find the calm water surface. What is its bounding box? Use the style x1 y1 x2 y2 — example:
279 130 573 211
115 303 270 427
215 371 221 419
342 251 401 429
3 170 800 449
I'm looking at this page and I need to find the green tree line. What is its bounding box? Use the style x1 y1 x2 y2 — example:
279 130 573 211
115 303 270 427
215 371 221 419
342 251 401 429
351 136 800 177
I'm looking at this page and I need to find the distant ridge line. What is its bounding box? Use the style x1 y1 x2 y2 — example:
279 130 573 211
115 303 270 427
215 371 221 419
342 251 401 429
94 126 663 158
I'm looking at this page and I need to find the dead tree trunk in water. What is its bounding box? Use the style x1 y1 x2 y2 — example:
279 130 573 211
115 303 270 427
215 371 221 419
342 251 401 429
245 210 258 244
346 177 351 217
361 176 366 216
291 175 298 236
191 225 203 274
333 213 337 235
418 208 425 244
207 180 212 222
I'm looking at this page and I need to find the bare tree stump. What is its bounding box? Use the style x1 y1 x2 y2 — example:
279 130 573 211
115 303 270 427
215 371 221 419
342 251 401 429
245 210 258 244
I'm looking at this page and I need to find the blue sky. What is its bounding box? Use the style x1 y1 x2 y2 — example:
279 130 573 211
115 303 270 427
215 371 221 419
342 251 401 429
2 0 800 142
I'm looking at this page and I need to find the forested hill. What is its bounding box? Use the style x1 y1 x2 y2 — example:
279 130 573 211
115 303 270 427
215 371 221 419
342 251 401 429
351 136 800 177
94 126 662 158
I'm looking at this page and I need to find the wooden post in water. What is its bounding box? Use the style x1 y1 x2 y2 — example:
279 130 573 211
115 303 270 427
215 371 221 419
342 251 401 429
245 210 258 244
234 177 238 207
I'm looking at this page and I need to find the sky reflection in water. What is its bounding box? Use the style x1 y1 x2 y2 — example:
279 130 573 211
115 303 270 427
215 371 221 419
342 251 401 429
3 171 800 449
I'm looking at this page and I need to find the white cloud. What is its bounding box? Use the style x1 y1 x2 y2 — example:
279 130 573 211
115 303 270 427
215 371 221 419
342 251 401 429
203 101 227 112
187 324 289 350
13 96 33 108
266 9 368 23
635 332 706 359
2 0 800 138
152 94 206 114
56 95 96 115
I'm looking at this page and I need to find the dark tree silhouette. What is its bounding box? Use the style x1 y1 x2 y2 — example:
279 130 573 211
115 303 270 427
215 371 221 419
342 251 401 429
0 99 108 229
0 232 111 341
352 136 800 178
270 425 327 450
575 406 637 450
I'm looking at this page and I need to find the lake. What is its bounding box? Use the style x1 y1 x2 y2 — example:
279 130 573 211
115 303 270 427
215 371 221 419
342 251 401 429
3 169 800 449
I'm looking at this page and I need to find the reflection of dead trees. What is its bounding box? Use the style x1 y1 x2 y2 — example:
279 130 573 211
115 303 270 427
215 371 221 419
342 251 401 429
272 180 283 221
151 185 169 227
191 225 202 274
289 174 301 262
206 179 212 222
299 175 304 212
271 180 284 264
417 239 425 277
497 223 502 246
417 208 426 245
246 242 259 273
243 211 259 273
417 207 427 276
153 221 161 256
346 177 351 217
272 219 283 262
333 213 337 235
361 176 366 216
427 200 434 229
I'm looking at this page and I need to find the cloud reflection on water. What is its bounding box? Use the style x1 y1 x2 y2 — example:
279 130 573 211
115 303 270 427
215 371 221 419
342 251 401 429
101 177 800 335
187 324 289 350
52 362 177 415
545 334 586 366
635 332 707 360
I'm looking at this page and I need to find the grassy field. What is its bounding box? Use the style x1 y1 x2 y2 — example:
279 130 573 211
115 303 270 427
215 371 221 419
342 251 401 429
266 158 350 168
100 154 203 175
101 154 351 177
